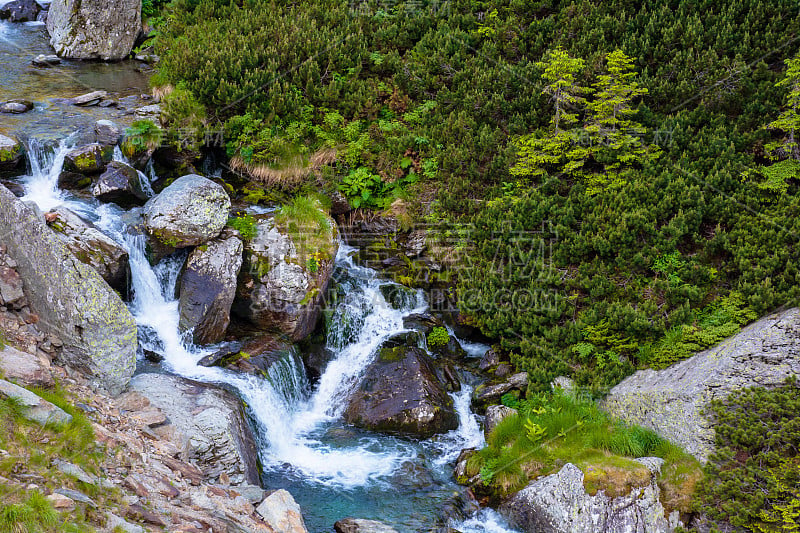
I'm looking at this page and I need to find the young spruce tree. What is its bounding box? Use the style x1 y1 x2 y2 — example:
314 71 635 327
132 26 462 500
584 49 659 194
510 47 589 179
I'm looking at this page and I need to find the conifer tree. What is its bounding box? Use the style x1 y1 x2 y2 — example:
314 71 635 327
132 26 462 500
584 49 659 193
767 52 800 161
510 47 589 179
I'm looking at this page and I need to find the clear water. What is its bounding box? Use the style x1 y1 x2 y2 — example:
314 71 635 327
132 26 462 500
12 130 519 533
0 20 150 139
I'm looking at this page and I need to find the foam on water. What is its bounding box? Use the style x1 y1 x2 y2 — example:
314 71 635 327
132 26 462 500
22 137 519 530
454 509 519 533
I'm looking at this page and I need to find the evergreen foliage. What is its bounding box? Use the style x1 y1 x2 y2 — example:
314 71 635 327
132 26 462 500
767 52 800 161
695 381 800 532
153 0 800 391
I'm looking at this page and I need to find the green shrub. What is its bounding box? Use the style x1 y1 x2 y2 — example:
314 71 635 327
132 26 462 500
227 213 258 241
427 326 450 348
694 381 800 532
160 84 207 150
122 120 163 156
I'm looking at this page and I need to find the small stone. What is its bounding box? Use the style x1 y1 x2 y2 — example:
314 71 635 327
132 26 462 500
113 391 150 412
0 102 30 114
54 460 96 485
125 504 167 527
0 345 54 388
131 408 166 427
54 488 96 507
95 119 121 146
484 405 517 440
32 54 60 67
479 348 499 370
495 363 512 378
0 265 26 307
106 512 146 533
71 90 107 107
551 375 576 396
46 493 75 511
232 483 266 504
0 379 71 425
134 104 161 118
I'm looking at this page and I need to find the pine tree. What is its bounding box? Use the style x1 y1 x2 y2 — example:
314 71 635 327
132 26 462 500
510 47 589 179
767 52 800 161
584 49 659 193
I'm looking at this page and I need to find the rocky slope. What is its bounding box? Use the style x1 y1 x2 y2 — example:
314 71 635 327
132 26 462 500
0 309 309 532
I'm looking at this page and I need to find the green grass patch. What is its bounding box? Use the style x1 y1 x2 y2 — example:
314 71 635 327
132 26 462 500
0 384 129 532
469 391 700 508
274 195 335 262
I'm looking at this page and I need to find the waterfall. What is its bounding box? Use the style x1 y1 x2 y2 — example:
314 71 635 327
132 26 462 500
428 385 486 467
21 136 75 212
15 138 520 531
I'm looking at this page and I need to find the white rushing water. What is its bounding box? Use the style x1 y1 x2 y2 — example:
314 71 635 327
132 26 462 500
21 136 76 212
18 139 519 531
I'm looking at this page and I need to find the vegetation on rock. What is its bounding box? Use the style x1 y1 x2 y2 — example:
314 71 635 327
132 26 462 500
467 390 700 507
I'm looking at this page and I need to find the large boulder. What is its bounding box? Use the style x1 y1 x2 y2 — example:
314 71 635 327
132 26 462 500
499 461 682 533
46 0 141 60
47 207 130 293
129 373 260 486
343 346 458 438
0 0 40 21
0 184 137 395
143 174 230 248
0 134 23 172
91 161 150 207
178 234 243 345
232 213 337 341
603 308 800 462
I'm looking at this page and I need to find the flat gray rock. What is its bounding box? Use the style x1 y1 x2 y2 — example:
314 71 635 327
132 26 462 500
0 378 72 426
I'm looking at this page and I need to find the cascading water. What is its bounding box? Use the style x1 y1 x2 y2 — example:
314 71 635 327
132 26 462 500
17 137 519 533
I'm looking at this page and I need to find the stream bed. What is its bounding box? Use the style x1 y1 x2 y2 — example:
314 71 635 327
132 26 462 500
1 20 519 533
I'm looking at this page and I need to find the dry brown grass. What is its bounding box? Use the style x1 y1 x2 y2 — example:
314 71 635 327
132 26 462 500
151 84 174 102
229 147 338 189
